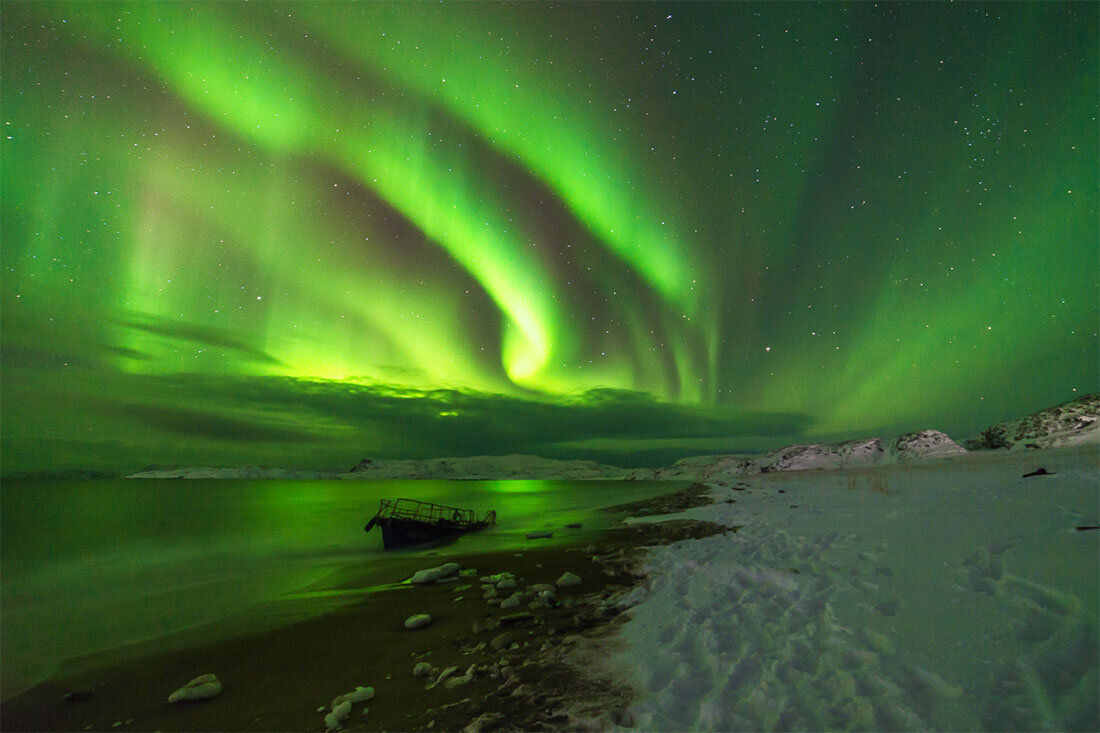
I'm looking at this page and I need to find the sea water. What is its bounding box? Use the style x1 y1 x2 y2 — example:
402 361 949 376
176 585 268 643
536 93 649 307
0 478 681 697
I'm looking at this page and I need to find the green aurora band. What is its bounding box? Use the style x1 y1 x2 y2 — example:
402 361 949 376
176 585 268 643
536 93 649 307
1 2 1096 472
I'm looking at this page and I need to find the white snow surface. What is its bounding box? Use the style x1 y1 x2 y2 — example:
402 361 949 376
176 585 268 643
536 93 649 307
607 445 1099 731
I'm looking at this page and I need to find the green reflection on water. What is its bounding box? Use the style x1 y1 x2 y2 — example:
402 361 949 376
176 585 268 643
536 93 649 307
481 479 554 495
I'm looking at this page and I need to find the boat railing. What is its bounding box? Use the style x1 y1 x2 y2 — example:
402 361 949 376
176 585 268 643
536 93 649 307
378 498 481 525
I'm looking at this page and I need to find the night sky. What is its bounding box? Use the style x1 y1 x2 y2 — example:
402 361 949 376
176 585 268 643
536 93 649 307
2 2 1096 474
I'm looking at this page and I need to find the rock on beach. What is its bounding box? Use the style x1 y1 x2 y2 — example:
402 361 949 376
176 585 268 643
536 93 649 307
490 632 515 651
556 572 582 588
404 614 432 630
410 563 461 585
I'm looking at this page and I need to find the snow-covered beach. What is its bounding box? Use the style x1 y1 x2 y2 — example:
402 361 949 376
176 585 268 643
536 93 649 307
607 444 1098 731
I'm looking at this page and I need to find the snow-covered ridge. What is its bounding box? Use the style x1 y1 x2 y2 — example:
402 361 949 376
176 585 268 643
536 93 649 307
623 430 967 482
124 434 967 481
964 393 1099 451
126 395 1098 479
345 454 626 480
126 454 625 480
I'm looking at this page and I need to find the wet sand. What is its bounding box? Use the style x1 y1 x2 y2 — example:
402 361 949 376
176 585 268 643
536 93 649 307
2 486 729 732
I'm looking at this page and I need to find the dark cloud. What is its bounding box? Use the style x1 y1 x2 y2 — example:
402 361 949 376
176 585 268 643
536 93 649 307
0 343 94 370
99 344 153 361
102 402 321 443
374 364 430 380
537 445 755 470
114 312 283 365
124 373 813 458
2 366 815 473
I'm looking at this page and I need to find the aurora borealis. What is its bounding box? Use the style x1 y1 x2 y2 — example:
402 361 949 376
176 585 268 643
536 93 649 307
1 2 1096 473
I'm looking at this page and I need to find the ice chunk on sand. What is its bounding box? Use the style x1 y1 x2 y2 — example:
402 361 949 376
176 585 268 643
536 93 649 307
444 663 479 689
343 686 374 703
463 712 504 733
167 674 221 703
324 700 351 730
426 666 459 690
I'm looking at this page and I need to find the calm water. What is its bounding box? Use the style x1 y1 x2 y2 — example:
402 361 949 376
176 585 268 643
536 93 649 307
0 478 681 696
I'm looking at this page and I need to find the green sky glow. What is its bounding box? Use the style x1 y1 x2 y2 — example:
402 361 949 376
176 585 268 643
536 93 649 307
1 2 1096 473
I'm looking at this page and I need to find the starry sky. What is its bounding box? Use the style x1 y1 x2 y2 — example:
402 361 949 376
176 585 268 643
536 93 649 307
2 2 1097 474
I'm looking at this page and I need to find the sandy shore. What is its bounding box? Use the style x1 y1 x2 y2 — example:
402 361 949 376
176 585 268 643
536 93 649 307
2 486 728 732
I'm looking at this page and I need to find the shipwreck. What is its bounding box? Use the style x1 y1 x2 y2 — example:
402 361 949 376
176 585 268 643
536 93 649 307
364 498 496 549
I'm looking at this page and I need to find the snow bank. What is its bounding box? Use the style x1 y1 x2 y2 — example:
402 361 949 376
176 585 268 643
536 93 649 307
609 445 1099 731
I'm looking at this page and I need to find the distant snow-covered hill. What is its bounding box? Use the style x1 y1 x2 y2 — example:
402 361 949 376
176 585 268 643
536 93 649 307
125 395 1097 480
345 454 625 480
964 393 1099 451
624 430 968 482
127 457 621 480
127 466 334 479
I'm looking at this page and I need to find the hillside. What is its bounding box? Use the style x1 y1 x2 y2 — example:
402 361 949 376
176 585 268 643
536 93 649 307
964 393 1099 451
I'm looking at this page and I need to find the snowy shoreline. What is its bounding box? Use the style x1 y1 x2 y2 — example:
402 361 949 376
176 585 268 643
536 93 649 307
597 442 1099 731
3 446 1096 731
